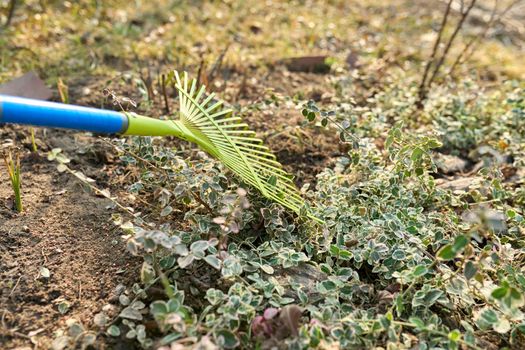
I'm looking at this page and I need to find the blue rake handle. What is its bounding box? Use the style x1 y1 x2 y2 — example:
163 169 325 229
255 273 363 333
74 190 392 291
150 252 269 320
0 95 129 134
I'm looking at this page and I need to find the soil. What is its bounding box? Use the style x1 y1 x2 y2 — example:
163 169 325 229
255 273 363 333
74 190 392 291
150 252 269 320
0 127 140 349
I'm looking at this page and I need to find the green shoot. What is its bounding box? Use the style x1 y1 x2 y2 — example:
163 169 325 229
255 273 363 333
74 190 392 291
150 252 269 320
30 128 38 152
4 152 22 212
57 77 69 104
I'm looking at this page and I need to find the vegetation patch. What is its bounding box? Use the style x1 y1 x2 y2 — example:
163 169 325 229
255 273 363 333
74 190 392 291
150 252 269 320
1 1 524 349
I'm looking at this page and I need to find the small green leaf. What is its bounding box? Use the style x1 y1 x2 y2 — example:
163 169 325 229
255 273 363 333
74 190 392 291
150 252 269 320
409 316 426 330
411 147 424 161
215 329 239 349
448 329 461 341
425 289 444 305
204 255 222 270
392 249 406 261
426 138 442 149
150 301 168 316
385 135 394 149
298 289 308 304
178 254 195 269
58 301 70 314
261 264 274 274
140 262 155 284
413 265 428 277
206 288 225 306
119 307 143 321
452 235 468 252
320 280 337 292
492 286 508 300
493 319 511 334
160 205 173 217
338 249 352 260
480 308 498 325
56 163 68 173
190 240 209 253
107 325 121 337
437 244 456 260
464 261 477 280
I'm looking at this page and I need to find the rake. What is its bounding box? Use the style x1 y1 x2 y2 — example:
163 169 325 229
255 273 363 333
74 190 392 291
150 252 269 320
0 71 321 222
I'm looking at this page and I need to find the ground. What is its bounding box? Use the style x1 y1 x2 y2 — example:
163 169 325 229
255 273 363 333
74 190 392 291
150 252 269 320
0 0 524 349
0 127 140 348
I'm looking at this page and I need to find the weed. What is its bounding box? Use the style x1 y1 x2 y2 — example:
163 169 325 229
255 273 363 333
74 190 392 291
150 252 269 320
57 77 69 104
30 128 37 152
4 151 22 212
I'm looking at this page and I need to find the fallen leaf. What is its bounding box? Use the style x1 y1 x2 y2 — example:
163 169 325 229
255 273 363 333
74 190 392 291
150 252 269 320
279 304 303 336
0 71 53 100
282 56 331 73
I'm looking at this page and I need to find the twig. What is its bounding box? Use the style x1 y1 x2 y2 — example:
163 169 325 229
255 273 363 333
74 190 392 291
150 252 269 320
7 330 31 340
41 248 48 264
417 0 453 105
235 69 248 102
448 0 498 77
207 43 230 87
3 0 17 28
448 0 521 77
190 191 214 215
426 0 477 88
62 164 137 217
8 276 22 297
196 57 207 87
161 74 170 114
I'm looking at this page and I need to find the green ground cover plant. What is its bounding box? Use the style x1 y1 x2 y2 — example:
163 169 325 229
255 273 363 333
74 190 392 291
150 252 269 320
72 75 524 349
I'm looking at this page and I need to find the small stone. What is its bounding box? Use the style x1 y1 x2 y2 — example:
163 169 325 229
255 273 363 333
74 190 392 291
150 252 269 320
102 304 116 313
434 153 469 175
436 176 483 192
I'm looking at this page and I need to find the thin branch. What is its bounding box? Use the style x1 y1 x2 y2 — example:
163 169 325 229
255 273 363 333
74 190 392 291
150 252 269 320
3 0 17 28
426 0 477 88
448 0 521 77
417 0 453 105
207 43 230 87
196 57 207 87
448 0 498 76
161 73 170 114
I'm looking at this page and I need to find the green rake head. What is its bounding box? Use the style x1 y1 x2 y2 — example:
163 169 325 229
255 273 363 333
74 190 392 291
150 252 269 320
169 72 315 219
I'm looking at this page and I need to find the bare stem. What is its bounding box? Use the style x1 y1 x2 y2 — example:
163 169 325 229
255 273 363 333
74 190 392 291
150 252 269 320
3 0 17 28
426 0 477 88
448 0 521 77
417 0 453 106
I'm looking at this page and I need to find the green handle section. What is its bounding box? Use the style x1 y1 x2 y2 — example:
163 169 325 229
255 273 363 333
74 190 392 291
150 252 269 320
124 113 218 157
124 113 183 136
